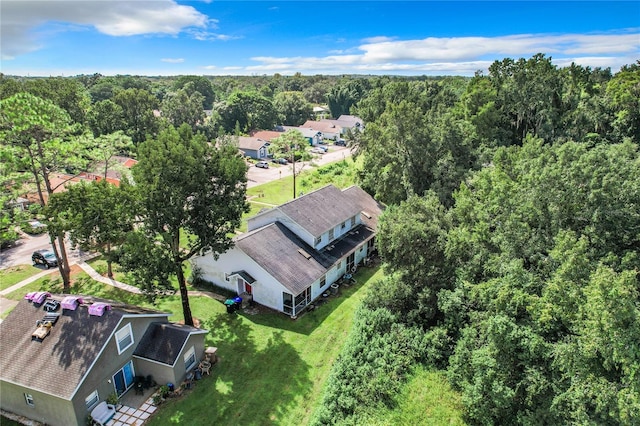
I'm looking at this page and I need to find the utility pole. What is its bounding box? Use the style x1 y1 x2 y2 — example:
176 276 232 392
292 149 296 199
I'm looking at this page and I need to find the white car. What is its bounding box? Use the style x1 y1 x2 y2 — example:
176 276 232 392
311 147 326 154
255 161 269 168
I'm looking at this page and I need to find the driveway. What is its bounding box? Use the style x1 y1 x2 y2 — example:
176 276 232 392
247 145 351 188
0 233 86 270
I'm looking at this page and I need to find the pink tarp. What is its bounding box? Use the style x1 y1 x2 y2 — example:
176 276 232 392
61 296 84 310
88 302 111 316
25 291 51 304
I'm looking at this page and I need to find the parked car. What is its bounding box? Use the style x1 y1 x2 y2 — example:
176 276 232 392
316 145 329 152
271 157 288 165
335 139 347 146
311 147 326 154
255 161 269 169
32 249 58 268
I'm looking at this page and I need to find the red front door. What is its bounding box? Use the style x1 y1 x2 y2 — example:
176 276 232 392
245 283 252 294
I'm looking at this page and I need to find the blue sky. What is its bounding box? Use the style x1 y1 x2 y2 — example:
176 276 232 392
2 1 638 76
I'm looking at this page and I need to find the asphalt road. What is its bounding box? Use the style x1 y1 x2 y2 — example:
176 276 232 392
247 145 351 187
0 233 86 270
1 145 353 269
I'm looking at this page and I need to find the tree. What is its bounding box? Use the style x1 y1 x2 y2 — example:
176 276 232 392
327 79 369 118
23 77 91 124
87 100 125 137
216 91 277 133
269 130 310 198
172 75 215 109
161 85 205 131
113 88 159 144
273 91 312 125
0 93 88 291
44 180 135 278
122 124 249 325
606 61 640 143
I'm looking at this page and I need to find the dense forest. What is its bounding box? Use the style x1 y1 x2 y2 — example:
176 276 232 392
1 53 639 424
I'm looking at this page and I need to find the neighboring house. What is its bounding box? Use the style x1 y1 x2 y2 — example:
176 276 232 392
300 120 342 140
191 185 383 317
0 294 207 426
280 127 323 146
335 115 364 131
312 106 329 120
237 136 270 159
250 130 283 142
78 156 138 187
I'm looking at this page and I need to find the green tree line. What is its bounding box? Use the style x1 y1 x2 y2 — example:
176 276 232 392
313 56 639 425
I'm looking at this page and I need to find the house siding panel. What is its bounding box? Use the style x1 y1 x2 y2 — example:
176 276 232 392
0 383 76 426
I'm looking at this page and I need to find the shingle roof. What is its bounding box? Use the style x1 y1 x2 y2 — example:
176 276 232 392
343 185 384 229
0 295 167 400
237 136 269 151
250 130 283 141
236 221 374 295
276 185 362 237
301 120 341 134
133 323 205 366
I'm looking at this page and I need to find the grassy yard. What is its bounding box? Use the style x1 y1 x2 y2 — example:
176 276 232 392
147 266 384 426
0 264 42 291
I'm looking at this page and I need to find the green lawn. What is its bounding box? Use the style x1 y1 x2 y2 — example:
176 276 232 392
147 266 384 426
0 264 42 291
361 366 467 425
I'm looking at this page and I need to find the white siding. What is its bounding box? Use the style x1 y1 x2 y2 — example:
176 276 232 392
191 248 289 312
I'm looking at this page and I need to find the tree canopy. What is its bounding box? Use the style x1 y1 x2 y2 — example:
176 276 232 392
119 124 249 326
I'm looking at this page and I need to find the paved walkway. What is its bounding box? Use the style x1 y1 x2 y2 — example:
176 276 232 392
0 259 228 317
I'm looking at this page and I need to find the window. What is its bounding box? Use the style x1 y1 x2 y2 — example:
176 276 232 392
85 390 99 410
351 216 356 227
115 323 133 354
314 236 321 246
320 276 326 289
112 361 135 396
24 393 34 407
341 221 346 229
225 272 230 282
184 346 196 371
328 228 334 240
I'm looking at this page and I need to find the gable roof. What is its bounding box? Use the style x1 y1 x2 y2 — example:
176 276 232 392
237 136 269 151
250 130 283 141
133 322 207 366
343 185 384 229
256 185 362 237
336 115 364 128
236 220 375 295
0 295 168 400
301 120 342 134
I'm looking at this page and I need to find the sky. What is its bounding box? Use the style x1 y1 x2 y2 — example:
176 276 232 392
1 1 639 77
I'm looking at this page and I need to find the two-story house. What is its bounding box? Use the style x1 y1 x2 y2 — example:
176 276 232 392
191 185 383 317
0 294 207 426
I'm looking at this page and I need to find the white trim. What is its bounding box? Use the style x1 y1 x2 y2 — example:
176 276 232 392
85 390 99 410
115 323 134 354
183 346 196 371
70 313 170 401
24 393 34 406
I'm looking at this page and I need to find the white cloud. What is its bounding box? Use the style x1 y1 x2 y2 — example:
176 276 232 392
1 0 211 59
361 36 395 44
161 58 184 63
243 31 640 75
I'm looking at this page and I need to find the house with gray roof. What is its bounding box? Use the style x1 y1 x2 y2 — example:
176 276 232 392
191 185 383 317
237 136 270 159
0 295 207 426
